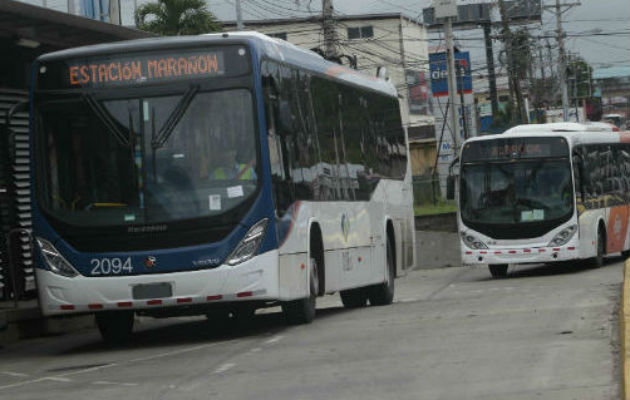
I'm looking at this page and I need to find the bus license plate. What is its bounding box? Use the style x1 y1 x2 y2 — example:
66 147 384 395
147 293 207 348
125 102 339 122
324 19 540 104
132 283 172 300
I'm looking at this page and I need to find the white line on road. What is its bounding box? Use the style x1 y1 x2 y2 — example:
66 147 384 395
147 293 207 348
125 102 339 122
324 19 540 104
41 377 73 383
264 335 284 345
214 363 235 374
2 371 30 377
249 347 262 353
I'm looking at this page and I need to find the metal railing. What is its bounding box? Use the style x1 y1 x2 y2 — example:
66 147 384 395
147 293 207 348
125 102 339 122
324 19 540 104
4 228 31 308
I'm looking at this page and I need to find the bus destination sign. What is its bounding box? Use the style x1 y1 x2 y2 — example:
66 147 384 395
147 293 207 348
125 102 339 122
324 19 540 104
462 137 569 162
67 51 224 87
36 46 255 90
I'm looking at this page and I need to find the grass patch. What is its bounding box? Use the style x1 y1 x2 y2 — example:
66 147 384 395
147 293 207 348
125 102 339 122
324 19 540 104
414 202 457 216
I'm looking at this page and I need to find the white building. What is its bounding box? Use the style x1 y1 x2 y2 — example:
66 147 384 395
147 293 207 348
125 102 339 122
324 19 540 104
224 13 434 135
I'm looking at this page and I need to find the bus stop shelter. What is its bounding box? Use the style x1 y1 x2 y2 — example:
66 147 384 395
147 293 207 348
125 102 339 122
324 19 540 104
0 0 152 301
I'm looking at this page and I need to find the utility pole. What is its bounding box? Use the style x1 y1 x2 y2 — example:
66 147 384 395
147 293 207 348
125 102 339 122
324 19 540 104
235 0 244 30
555 0 569 121
109 0 121 25
544 0 581 121
67 0 75 14
498 0 526 124
445 17 460 152
322 0 337 59
456 61 469 140
482 23 499 119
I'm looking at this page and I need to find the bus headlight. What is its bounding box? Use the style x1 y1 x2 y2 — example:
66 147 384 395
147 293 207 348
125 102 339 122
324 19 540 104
547 225 578 247
460 232 488 249
35 237 79 278
227 219 269 266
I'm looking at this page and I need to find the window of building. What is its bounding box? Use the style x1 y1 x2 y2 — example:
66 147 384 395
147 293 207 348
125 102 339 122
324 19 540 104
347 26 374 39
268 32 287 41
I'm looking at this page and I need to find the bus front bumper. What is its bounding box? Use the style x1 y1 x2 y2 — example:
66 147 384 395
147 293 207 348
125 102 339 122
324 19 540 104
36 250 281 316
461 243 579 265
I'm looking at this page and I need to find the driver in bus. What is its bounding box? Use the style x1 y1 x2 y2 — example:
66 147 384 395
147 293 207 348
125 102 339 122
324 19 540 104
211 146 256 181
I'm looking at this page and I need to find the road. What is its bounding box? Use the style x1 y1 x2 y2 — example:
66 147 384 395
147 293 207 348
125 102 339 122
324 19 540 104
0 259 623 400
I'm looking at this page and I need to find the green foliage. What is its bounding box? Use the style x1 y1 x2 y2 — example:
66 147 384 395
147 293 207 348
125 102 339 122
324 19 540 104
567 57 593 99
135 0 221 36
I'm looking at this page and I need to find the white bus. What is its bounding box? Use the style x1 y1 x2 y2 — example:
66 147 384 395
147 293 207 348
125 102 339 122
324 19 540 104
27 32 415 343
456 122 630 277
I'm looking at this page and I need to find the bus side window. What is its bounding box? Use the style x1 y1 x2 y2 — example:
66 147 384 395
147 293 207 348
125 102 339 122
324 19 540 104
572 147 585 203
262 62 295 217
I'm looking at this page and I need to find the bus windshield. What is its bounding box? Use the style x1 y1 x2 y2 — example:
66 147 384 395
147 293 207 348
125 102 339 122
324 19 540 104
36 88 258 227
460 160 573 225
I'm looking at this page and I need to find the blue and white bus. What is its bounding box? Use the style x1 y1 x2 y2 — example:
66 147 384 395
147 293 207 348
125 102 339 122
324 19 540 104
29 32 415 342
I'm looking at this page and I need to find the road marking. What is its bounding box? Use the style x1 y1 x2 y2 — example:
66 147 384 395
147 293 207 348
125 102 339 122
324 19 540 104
264 335 284 345
0 342 223 391
249 347 262 353
41 377 73 383
92 380 117 385
214 363 235 374
2 371 29 377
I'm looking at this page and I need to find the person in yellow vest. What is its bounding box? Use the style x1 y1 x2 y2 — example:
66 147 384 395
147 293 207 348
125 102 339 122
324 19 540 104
211 149 256 180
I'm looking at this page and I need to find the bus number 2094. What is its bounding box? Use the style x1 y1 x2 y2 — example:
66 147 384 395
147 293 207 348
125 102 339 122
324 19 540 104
90 257 133 275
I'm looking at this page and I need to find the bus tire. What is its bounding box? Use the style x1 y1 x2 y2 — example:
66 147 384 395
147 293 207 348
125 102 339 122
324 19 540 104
282 256 318 325
369 235 395 306
488 264 508 278
95 311 134 345
340 288 368 308
590 228 605 268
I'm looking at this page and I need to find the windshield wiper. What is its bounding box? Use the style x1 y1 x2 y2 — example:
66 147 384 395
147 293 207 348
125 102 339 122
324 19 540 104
83 93 130 147
151 85 199 149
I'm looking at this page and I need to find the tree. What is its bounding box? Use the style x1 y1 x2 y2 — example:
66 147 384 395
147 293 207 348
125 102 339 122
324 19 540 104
135 0 221 36
566 56 593 99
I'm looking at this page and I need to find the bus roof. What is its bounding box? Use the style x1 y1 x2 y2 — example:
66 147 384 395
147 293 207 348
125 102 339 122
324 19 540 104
465 122 630 148
36 31 398 97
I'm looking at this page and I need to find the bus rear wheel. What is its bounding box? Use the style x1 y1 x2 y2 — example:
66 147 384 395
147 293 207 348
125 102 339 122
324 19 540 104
282 257 318 324
368 236 395 306
95 311 134 345
489 264 508 278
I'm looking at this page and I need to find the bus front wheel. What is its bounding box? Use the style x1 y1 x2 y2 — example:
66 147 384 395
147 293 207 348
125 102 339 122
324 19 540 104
590 229 605 268
282 257 318 324
489 264 508 278
95 311 134 345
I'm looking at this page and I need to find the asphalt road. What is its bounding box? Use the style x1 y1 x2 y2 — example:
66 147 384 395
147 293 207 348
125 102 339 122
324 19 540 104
0 258 623 400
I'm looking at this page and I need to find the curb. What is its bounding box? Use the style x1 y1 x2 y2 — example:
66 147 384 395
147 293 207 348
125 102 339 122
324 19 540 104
621 259 630 400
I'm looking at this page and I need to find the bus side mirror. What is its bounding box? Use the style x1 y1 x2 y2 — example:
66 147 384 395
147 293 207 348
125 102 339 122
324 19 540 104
446 175 455 200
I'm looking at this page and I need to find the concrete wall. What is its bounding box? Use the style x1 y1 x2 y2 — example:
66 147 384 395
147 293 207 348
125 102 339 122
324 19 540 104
414 213 461 269
415 231 462 269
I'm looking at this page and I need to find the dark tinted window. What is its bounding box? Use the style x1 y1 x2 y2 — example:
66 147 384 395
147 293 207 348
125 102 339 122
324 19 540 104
261 60 407 215
361 26 374 38
347 27 360 39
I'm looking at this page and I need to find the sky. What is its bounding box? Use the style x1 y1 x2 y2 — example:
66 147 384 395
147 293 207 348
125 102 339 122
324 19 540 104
200 0 630 75
21 0 630 75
